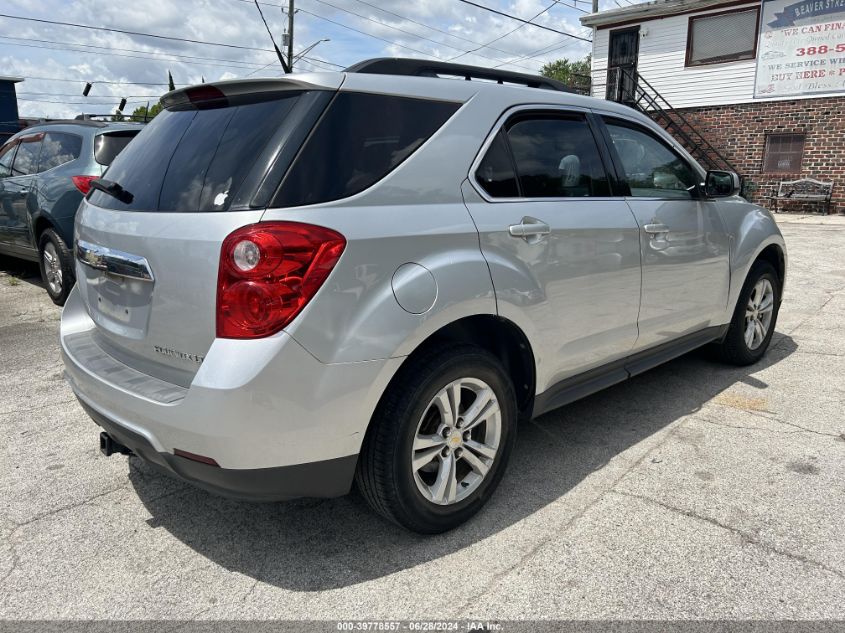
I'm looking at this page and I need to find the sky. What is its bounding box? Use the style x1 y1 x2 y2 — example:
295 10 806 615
0 0 627 120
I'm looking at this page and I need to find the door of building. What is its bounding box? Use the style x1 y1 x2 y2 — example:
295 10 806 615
606 27 639 103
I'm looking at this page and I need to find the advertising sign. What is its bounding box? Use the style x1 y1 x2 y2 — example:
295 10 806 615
754 0 845 97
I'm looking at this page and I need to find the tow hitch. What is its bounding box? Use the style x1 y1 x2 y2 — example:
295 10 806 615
99 432 133 457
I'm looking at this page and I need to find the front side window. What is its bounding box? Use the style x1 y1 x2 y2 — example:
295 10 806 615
504 114 610 198
687 8 759 66
763 133 805 174
0 141 16 178
605 121 699 198
274 92 460 207
40 132 82 171
11 135 43 177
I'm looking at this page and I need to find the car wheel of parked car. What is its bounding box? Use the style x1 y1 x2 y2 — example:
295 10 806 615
716 260 781 366
38 229 74 306
356 345 517 533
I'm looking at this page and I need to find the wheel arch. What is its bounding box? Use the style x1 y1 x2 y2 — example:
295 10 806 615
376 315 537 422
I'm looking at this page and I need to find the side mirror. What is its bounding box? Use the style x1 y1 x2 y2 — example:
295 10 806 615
704 170 741 197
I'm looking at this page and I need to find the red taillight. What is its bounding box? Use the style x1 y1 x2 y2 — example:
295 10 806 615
216 222 346 339
72 175 97 195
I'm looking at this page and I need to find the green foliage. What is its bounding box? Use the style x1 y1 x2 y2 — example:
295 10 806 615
540 55 592 89
111 109 125 122
129 102 163 123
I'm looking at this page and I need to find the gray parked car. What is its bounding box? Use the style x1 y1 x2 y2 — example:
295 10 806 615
0 120 141 304
60 59 786 533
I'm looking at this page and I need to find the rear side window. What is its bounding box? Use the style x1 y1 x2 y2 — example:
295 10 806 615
88 92 308 212
273 92 460 207
475 131 519 198
506 115 610 198
94 131 138 166
12 135 43 176
40 132 82 171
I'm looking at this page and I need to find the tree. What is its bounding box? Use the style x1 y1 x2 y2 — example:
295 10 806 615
540 55 592 91
129 102 163 123
111 109 125 122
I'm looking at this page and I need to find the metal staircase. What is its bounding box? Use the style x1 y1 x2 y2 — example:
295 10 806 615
606 66 739 174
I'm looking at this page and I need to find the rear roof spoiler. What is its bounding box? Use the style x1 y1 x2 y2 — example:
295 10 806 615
160 74 343 110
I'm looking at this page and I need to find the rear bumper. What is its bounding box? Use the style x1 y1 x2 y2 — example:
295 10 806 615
82 399 357 501
60 285 403 498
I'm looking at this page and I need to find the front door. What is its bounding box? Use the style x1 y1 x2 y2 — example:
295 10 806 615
3 133 42 250
600 116 731 351
463 108 642 394
606 27 639 103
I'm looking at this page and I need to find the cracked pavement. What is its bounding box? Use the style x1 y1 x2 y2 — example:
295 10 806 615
1 216 844 620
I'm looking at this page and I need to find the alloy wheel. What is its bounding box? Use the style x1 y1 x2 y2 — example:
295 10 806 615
411 377 502 506
744 278 774 350
42 242 63 295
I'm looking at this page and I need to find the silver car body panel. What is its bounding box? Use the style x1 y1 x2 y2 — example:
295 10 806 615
61 70 786 482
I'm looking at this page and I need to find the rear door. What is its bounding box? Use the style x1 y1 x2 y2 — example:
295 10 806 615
463 107 642 392
74 85 335 385
599 116 730 350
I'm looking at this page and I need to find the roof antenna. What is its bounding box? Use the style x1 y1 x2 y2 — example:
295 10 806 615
253 0 291 73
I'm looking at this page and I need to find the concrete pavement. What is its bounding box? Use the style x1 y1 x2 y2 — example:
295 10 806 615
0 218 843 621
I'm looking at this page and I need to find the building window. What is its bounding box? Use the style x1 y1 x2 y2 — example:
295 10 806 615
686 8 759 66
763 134 805 174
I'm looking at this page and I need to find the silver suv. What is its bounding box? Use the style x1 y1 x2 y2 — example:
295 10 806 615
60 59 786 533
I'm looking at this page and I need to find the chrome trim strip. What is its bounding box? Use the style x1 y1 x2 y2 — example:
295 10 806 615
75 239 155 282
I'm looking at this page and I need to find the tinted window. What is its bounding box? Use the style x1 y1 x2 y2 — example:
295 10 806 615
475 130 519 198
275 92 460 207
505 115 610 198
40 132 82 171
12 136 42 176
0 142 15 178
94 131 138 166
89 92 306 212
605 122 699 198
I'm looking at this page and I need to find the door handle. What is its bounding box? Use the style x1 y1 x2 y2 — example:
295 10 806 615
509 217 550 242
644 223 670 235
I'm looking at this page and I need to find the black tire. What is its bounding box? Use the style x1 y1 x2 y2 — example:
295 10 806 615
355 344 517 534
38 228 74 306
715 260 781 366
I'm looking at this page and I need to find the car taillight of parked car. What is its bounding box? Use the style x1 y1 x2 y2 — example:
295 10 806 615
71 175 98 195
216 222 346 339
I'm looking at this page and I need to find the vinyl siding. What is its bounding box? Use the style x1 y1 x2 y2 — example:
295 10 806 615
589 3 842 107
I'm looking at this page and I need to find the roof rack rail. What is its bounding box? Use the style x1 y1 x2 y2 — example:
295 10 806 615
344 58 573 93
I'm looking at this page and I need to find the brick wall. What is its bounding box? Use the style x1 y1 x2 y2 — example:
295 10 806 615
670 97 845 214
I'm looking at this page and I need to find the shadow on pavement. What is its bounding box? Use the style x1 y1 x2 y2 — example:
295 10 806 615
127 335 798 591
0 255 44 289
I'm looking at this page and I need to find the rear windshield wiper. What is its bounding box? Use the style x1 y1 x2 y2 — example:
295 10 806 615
89 178 134 204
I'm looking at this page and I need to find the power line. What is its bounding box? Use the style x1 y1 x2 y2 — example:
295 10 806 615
17 75 182 87
0 13 275 53
0 38 268 71
456 0 592 41
0 34 270 68
301 0 540 72
447 1 559 62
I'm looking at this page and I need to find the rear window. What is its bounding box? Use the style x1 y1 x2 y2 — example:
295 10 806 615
94 131 138 166
88 91 310 212
273 92 460 207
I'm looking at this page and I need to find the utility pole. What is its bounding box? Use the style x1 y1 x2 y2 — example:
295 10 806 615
287 0 295 73
592 0 598 12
